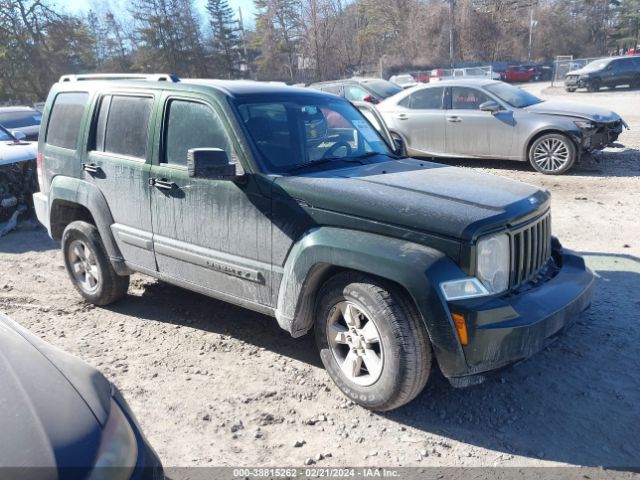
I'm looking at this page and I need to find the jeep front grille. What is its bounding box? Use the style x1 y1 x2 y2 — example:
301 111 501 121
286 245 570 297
510 213 552 288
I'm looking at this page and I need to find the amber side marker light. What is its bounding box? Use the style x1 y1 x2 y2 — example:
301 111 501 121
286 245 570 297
452 313 468 345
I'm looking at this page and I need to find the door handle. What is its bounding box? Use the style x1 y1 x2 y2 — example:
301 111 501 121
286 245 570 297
447 116 462 123
149 178 177 190
81 163 101 174
397 114 409 120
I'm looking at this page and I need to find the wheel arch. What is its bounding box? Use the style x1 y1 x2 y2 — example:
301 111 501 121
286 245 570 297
523 128 581 162
47 175 132 275
275 227 469 377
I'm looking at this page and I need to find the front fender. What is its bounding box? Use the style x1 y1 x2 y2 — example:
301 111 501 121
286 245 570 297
275 227 469 377
48 175 130 275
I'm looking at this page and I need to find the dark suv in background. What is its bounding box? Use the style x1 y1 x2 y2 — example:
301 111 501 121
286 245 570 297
309 78 402 104
565 56 640 92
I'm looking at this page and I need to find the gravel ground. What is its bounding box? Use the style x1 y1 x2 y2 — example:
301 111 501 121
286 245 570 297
0 83 639 470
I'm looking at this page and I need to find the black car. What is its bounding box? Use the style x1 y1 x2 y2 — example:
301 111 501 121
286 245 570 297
0 106 42 140
308 78 402 104
565 56 640 92
0 312 163 479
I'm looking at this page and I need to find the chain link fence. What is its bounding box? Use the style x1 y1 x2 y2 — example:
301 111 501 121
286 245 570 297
551 55 605 87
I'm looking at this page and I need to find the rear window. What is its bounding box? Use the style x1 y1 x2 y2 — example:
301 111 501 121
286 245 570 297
46 92 89 149
361 80 402 99
0 110 42 129
94 95 153 159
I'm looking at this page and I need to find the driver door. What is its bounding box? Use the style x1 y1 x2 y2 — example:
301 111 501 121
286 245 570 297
149 93 273 307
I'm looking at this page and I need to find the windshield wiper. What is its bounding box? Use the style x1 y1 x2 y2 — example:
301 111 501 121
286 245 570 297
286 158 338 173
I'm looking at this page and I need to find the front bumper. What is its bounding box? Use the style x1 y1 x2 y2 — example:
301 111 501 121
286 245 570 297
445 248 593 385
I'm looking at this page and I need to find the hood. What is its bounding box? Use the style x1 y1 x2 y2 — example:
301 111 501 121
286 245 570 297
525 100 621 122
0 140 37 166
0 313 110 471
274 159 548 241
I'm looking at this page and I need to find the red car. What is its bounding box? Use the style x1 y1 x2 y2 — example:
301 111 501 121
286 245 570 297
501 65 541 83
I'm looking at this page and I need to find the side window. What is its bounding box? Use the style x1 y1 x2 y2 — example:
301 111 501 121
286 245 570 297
46 92 89 149
344 85 369 102
321 85 341 95
408 88 444 109
164 99 235 168
451 87 491 110
94 95 153 159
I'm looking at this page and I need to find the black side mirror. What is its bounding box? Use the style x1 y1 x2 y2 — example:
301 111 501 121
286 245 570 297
393 137 405 156
479 100 502 113
187 148 239 179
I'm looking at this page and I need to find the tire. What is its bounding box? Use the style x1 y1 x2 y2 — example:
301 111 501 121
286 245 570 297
528 133 577 175
587 79 601 92
62 220 129 305
314 272 431 411
565 87 576 93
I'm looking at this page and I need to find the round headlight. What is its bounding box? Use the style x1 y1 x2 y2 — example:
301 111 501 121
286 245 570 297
476 233 510 294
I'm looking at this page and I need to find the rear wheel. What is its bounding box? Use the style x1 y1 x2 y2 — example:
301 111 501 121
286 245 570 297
587 79 601 92
314 272 431 411
565 87 576 93
528 133 577 175
62 221 129 305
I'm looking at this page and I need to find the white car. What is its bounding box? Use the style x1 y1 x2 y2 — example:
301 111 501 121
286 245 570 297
0 125 37 221
389 74 418 89
431 67 501 82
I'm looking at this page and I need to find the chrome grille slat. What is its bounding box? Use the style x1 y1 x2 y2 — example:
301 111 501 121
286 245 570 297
510 213 552 289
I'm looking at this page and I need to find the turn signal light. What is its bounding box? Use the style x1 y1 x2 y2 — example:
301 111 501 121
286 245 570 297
452 313 468 345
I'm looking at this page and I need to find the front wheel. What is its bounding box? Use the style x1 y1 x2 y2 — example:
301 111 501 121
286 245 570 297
587 79 601 92
528 133 577 175
62 221 130 305
565 87 577 93
315 272 431 411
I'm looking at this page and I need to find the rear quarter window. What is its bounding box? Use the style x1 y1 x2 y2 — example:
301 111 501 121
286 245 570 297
46 92 89 149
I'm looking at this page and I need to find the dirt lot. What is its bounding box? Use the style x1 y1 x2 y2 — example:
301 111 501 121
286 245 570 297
0 83 639 469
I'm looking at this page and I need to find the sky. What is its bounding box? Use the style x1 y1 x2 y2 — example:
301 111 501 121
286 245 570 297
57 0 257 26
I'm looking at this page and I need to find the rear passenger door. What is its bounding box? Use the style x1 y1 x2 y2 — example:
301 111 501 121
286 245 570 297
395 87 446 155
83 93 158 272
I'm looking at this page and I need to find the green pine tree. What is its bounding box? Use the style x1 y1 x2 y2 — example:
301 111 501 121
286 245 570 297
206 0 244 78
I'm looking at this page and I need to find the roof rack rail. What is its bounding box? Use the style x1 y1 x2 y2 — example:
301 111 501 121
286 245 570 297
59 73 180 83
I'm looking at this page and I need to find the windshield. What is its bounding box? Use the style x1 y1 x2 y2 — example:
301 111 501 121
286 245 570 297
0 126 13 141
485 83 544 108
236 95 393 173
0 110 41 128
582 59 610 71
362 80 402 99
394 75 415 83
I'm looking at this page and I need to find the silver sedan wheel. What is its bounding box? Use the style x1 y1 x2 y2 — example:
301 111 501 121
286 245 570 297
68 239 101 294
326 301 384 386
533 137 571 173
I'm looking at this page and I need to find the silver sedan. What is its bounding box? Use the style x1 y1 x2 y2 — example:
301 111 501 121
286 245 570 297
377 79 627 174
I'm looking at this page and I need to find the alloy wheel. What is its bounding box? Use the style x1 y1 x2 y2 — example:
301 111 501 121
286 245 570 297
68 239 101 293
533 137 571 173
326 301 384 386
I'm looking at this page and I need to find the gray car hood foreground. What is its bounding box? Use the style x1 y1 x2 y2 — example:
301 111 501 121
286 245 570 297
275 159 548 240
525 100 622 123
0 313 111 472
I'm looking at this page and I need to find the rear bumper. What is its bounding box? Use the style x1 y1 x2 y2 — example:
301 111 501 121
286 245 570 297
444 248 593 385
33 191 50 232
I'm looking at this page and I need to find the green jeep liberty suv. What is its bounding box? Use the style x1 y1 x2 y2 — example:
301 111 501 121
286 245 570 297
34 74 593 411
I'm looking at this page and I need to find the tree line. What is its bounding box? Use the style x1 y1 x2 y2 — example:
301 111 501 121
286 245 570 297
1 0 639 102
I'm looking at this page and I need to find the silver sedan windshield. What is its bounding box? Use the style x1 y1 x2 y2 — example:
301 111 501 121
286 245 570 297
485 83 544 108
